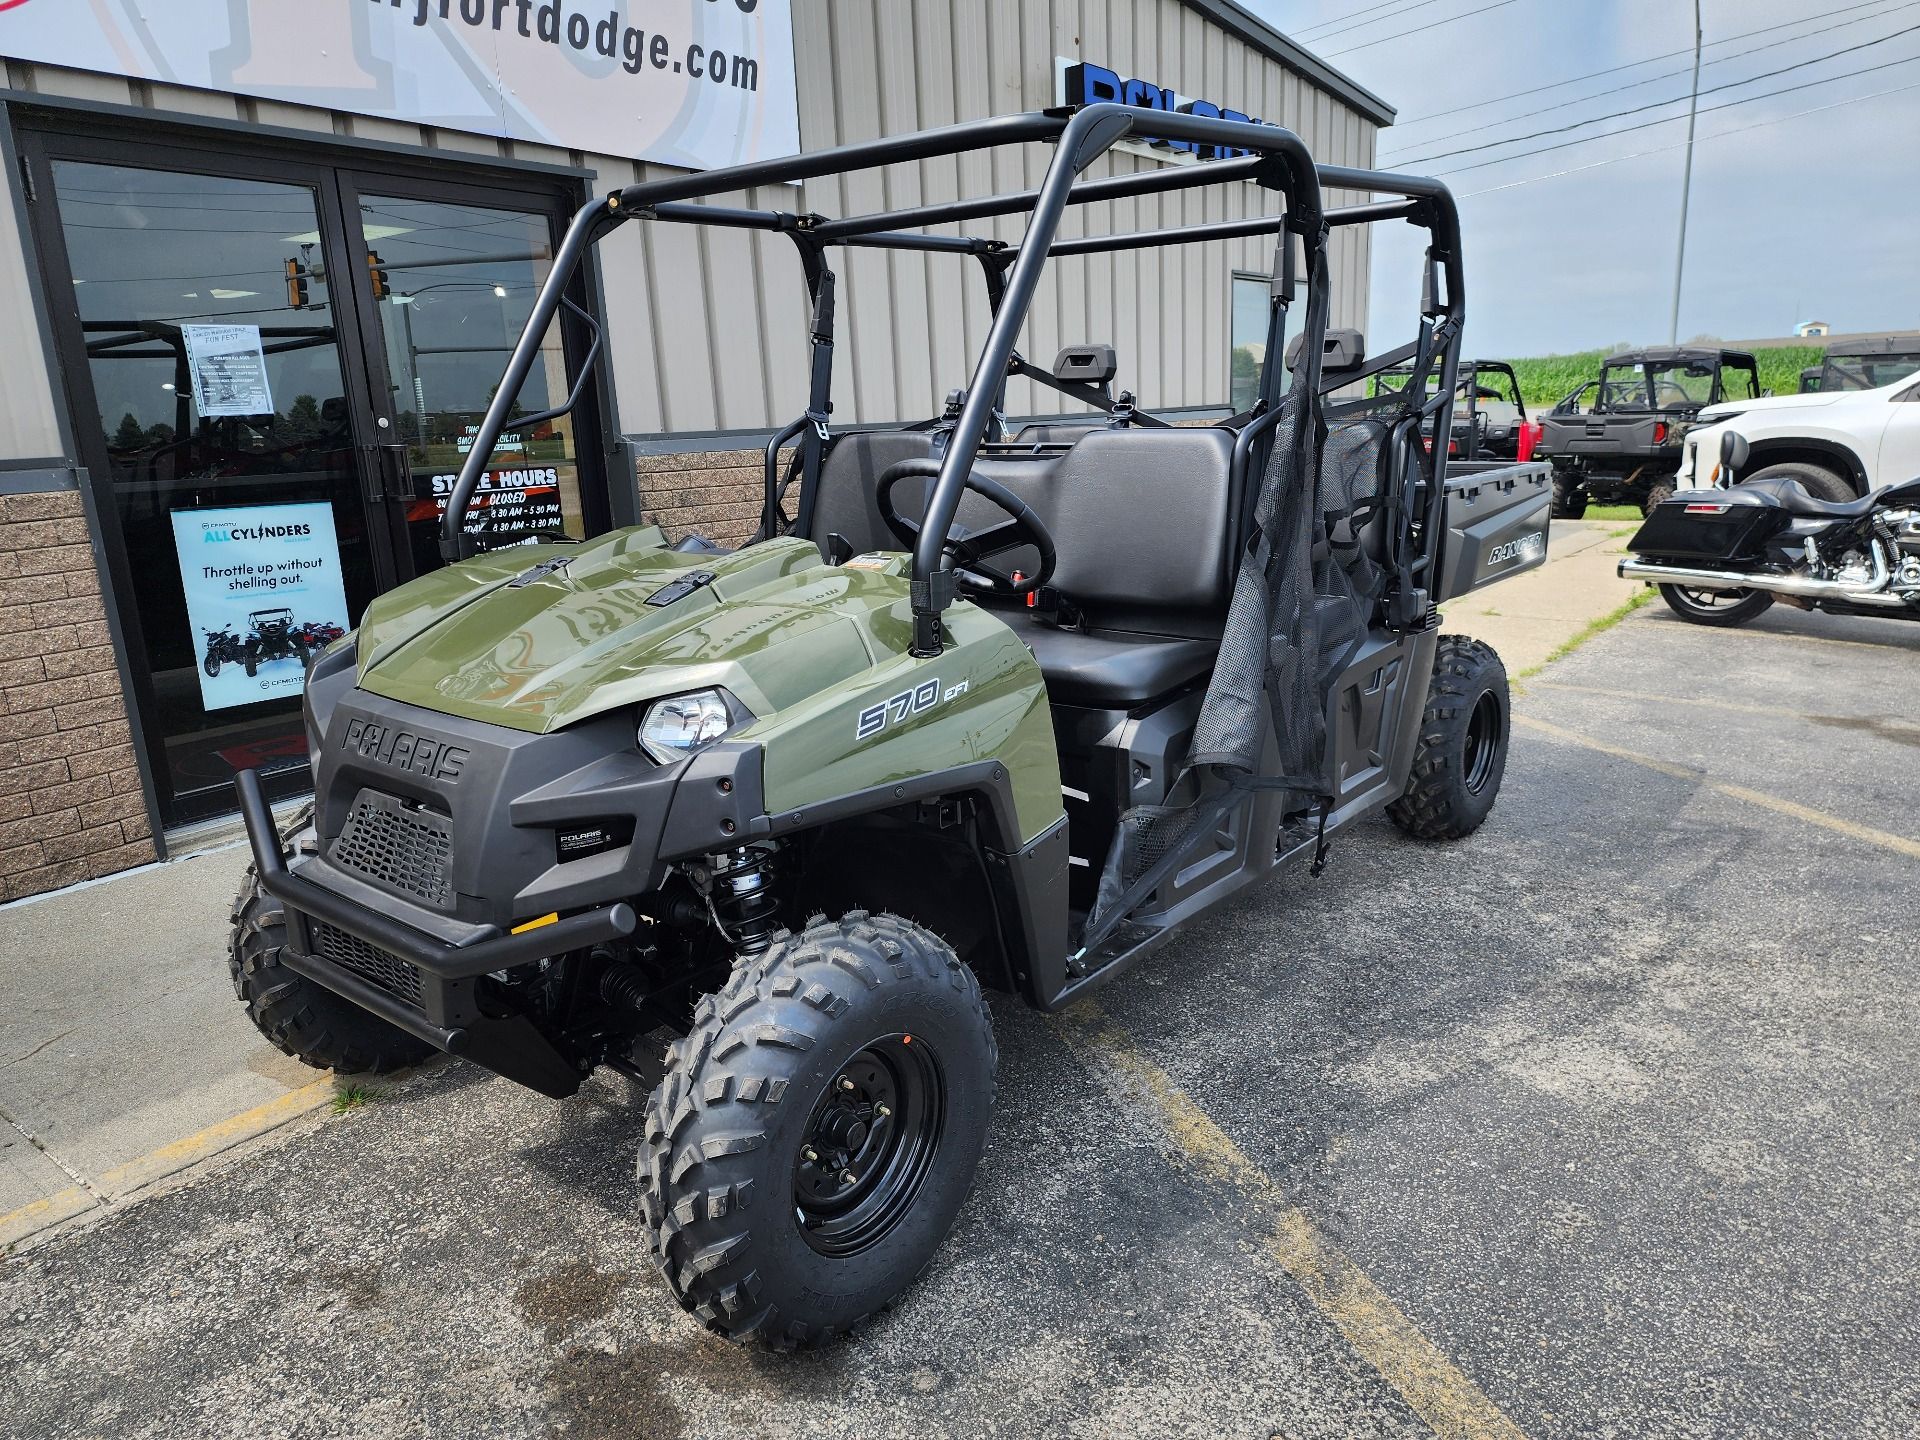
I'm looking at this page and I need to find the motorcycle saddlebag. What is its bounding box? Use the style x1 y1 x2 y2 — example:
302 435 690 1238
1627 488 1791 563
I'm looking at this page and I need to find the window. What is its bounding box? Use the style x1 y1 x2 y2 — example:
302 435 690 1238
1230 272 1271 413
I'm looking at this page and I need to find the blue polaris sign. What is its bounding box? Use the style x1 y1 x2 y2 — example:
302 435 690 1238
1061 61 1269 160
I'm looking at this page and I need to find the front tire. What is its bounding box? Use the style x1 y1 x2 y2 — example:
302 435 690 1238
1389 635 1510 841
228 823 435 1075
640 912 996 1350
203 654 221 678
1658 583 1775 627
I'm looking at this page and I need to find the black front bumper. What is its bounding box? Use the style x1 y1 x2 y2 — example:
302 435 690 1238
237 768 640 1097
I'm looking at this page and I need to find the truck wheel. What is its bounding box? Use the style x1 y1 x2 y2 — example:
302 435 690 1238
1658 584 1774 627
228 833 434 1075
1550 478 1587 520
1641 482 1676 516
1744 461 1853 503
640 912 996 1350
1388 636 1509 841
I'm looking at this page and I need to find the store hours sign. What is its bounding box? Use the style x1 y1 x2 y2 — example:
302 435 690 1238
0 0 799 173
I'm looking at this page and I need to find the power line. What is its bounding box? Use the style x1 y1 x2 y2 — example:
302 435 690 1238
1454 77 1920 197
1392 0 1912 125
1381 1 1913 155
1433 47 1920 176
1393 18 1920 167
1322 0 1521 57
1295 0 1453 43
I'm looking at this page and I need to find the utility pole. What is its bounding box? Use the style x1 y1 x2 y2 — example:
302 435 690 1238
1669 0 1703 344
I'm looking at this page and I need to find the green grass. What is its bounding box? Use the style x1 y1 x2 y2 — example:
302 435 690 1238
1508 345 1826 409
331 1083 380 1114
1583 504 1643 522
1515 586 1656 682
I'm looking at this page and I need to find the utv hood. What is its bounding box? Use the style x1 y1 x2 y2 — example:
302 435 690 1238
353 530 912 733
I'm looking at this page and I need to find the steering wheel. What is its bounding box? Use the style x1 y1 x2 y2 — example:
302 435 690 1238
875 458 1057 598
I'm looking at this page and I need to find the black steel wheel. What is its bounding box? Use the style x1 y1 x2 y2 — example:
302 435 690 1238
1388 635 1511 841
640 912 995 1350
792 1035 944 1258
1658 582 1775 627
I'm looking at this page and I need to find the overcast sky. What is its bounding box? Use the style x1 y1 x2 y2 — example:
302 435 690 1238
1242 0 1920 356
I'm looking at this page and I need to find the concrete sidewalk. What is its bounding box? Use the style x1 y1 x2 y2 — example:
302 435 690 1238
0 840 337 1247
0 516 1631 1250
1444 517 1640 674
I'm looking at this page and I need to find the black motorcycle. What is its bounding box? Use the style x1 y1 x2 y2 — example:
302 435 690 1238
202 626 251 678
1620 432 1920 627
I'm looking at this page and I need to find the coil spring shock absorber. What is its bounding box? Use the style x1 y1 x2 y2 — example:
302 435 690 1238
706 842 782 955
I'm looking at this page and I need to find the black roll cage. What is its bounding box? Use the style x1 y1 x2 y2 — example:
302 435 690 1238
442 103 1466 656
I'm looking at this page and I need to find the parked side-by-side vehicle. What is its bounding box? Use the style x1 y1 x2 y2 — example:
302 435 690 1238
1540 346 1761 516
225 103 1550 1349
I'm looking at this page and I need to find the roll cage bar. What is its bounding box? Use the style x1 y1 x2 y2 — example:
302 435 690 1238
443 103 1465 657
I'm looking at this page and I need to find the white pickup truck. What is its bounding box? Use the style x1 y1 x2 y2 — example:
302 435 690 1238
1680 369 1920 499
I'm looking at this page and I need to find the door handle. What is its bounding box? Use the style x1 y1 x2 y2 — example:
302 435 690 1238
360 443 413 504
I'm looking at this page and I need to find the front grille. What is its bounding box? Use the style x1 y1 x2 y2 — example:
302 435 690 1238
310 921 424 1010
331 789 454 908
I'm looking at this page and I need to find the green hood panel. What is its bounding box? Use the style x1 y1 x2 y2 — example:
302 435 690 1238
353 526 1064 844
359 531 897 731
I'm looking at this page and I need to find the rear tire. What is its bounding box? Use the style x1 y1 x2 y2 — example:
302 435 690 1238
1550 476 1587 520
1642 482 1676 516
228 813 434 1075
1388 635 1510 841
1744 460 1854 502
639 912 995 1350
1658 583 1775 627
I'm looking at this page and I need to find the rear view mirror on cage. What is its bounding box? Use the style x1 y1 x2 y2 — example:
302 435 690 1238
1052 345 1117 386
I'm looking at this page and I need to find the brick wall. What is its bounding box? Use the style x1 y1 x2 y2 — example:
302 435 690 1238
634 447 782 548
0 491 155 903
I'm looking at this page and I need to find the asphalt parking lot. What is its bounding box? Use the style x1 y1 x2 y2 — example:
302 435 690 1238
5 596 1919 1439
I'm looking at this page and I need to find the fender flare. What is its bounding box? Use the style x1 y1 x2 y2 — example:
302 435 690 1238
1739 437 1869 495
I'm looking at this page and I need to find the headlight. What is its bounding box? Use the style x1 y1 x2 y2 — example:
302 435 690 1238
638 688 740 765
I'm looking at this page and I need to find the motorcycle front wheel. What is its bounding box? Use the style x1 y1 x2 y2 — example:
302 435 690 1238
203 655 221 678
1659 583 1775 628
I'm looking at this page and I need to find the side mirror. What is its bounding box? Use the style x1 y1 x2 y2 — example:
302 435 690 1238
1719 429 1750 474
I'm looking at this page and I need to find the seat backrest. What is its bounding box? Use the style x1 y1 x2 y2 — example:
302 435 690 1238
809 424 1241 639
808 430 940 555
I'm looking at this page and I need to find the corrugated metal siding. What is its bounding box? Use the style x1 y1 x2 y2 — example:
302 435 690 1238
2 1 1383 443
589 0 1384 431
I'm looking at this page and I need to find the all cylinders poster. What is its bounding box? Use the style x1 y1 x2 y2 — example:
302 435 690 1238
171 502 352 713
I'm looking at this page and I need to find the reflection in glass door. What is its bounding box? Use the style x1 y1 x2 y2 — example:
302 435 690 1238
45 160 382 818
355 193 588 573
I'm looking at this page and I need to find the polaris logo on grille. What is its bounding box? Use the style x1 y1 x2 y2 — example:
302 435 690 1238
342 719 470 782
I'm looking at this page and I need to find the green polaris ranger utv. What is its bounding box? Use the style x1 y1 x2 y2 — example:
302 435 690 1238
229 102 1550 1348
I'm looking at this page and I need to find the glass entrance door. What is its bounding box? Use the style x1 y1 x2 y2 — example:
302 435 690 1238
347 186 591 573
24 123 603 827
41 158 386 820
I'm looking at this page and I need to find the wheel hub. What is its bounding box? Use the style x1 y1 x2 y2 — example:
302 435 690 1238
792 1036 944 1257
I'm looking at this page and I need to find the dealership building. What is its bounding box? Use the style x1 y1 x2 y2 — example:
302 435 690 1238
0 0 1391 901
